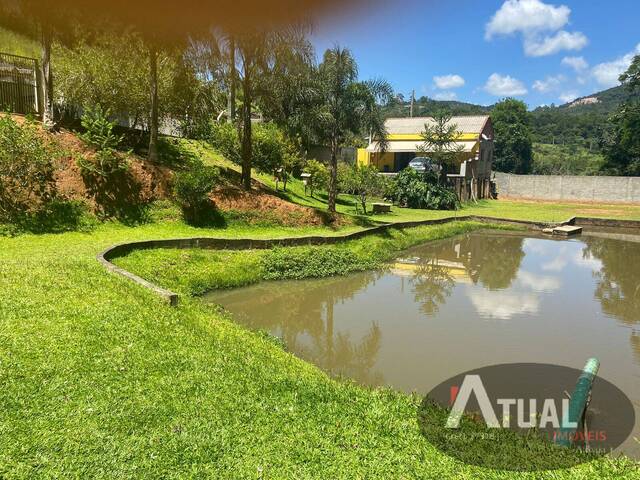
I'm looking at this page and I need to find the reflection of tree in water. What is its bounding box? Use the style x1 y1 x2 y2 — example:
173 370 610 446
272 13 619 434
406 232 525 315
410 262 455 316
582 237 640 326
211 272 384 386
460 234 525 290
582 237 640 364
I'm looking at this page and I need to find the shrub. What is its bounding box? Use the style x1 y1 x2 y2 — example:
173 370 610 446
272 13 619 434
339 163 386 214
173 163 220 225
78 104 128 176
392 168 458 210
302 159 329 197
261 246 376 280
207 121 241 163
0 114 57 223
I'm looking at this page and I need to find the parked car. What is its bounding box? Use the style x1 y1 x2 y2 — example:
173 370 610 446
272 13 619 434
408 157 441 173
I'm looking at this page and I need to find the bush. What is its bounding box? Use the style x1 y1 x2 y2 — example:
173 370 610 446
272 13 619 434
78 104 128 176
261 246 376 280
173 163 220 225
339 163 386 214
392 168 458 210
0 114 57 223
207 121 240 163
302 159 329 197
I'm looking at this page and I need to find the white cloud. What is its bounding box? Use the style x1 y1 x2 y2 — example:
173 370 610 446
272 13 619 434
532 74 566 93
484 73 528 96
485 0 570 39
559 91 579 103
433 91 458 101
486 0 587 57
524 31 588 57
561 56 588 72
433 74 465 89
592 43 640 88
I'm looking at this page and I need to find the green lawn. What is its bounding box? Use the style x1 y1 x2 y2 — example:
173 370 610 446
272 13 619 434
2 204 640 477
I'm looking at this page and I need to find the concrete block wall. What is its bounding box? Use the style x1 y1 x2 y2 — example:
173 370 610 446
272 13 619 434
494 172 640 203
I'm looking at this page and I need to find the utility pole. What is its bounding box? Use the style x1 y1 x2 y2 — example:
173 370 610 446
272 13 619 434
409 89 415 117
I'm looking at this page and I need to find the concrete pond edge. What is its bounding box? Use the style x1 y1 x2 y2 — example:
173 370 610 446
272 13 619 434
97 215 640 307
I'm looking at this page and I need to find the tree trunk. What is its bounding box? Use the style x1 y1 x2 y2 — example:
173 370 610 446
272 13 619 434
327 138 338 214
240 69 252 190
41 23 54 130
227 36 236 122
148 44 159 163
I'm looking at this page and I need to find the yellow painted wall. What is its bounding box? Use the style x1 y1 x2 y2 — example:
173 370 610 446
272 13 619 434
387 133 479 141
371 152 395 172
356 148 370 166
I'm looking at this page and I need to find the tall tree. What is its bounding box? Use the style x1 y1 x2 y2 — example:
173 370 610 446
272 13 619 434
600 54 640 175
491 98 533 174
314 47 391 214
418 110 463 183
234 26 312 189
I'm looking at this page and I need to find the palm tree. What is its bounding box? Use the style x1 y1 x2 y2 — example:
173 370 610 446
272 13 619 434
315 47 391 214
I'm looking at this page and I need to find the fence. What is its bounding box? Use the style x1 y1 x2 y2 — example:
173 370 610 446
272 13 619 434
0 52 40 115
494 172 640 203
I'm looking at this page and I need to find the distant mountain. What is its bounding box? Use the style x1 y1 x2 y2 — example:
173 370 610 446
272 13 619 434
535 85 631 116
382 95 491 118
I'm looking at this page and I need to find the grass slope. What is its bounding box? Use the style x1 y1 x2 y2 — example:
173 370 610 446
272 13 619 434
1 210 639 478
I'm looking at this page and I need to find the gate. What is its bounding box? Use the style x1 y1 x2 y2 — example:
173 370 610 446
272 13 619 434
0 52 40 115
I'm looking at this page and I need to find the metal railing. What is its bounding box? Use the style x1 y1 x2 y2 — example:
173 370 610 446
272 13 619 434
0 52 40 115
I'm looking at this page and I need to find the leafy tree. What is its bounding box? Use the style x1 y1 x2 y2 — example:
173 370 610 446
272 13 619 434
314 47 392 215
234 27 312 190
491 98 533 174
339 164 385 214
600 54 640 175
418 110 463 182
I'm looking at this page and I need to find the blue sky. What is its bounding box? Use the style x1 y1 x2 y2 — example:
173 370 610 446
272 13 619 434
312 0 640 108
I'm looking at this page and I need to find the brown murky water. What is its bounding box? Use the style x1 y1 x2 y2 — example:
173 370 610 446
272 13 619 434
204 228 640 454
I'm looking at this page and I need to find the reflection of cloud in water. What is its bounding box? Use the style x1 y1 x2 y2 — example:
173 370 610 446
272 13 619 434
467 289 540 320
542 256 568 272
517 270 561 292
572 249 602 271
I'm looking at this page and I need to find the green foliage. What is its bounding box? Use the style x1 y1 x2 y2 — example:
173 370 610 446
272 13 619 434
338 163 386 214
492 98 533 174
418 110 464 176
303 159 329 196
262 246 376 279
207 121 241 163
392 168 458 210
600 56 640 176
173 163 220 225
252 122 288 174
532 143 604 175
0 114 57 222
78 105 128 176
600 102 640 175
54 31 222 133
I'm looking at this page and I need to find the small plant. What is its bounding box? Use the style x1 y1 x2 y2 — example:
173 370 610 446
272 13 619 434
0 114 57 223
207 121 241 163
173 162 220 225
302 159 329 197
338 163 386 214
78 104 128 176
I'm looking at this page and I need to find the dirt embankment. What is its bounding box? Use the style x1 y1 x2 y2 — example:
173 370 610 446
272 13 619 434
15 116 334 226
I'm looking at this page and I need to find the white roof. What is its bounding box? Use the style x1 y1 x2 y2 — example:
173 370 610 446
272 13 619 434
366 140 478 153
385 116 489 135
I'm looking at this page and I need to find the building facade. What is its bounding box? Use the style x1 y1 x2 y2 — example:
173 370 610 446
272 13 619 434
357 115 494 200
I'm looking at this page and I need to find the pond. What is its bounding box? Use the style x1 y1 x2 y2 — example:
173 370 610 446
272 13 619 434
204 228 640 455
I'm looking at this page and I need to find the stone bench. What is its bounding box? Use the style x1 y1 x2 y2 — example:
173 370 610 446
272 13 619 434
372 203 392 214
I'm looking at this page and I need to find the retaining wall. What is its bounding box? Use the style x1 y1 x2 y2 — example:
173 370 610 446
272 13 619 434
494 172 640 203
